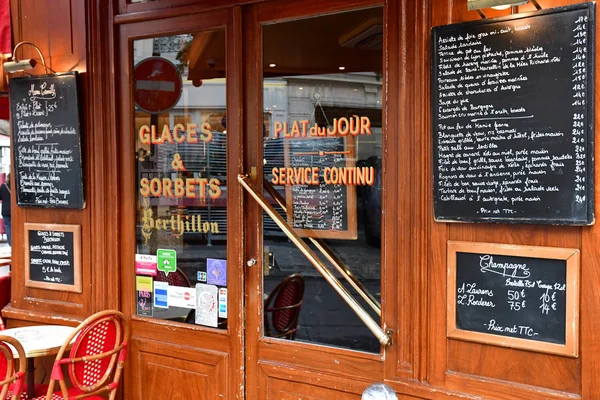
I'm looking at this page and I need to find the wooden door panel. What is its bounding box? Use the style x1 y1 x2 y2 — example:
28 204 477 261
268 378 361 400
447 341 579 393
131 339 228 399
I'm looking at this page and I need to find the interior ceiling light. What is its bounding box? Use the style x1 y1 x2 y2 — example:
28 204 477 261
338 66 346 71
467 0 530 11
269 63 276 67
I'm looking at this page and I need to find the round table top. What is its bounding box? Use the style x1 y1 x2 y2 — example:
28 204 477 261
1 325 76 358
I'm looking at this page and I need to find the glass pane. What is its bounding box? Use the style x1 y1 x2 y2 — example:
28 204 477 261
262 7 384 352
133 30 228 329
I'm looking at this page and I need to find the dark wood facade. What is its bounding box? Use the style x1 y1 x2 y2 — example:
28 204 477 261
2 0 599 399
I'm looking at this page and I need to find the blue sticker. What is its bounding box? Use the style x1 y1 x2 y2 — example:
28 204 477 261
154 281 169 309
197 271 207 282
207 258 227 286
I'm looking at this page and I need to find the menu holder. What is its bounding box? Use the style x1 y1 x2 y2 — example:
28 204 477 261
24 223 82 293
9 72 85 209
447 241 580 357
432 3 595 225
284 136 357 240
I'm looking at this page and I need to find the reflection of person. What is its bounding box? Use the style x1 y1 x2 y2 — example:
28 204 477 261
0 174 11 246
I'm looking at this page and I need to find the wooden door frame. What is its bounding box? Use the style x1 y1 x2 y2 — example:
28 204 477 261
242 1 401 398
116 7 245 399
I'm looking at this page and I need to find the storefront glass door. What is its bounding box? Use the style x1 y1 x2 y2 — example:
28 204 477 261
243 2 388 397
259 7 385 352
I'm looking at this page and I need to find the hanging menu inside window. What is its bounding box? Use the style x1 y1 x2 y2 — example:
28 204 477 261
432 4 595 224
285 137 357 239
9 72 85 208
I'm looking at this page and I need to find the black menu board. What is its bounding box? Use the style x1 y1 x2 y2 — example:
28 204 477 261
447 241 579 357
24 223 82 293
285 137 357 239
9 72 85 208
432 4 595 225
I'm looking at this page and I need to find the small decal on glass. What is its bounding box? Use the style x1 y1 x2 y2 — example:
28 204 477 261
195 283 218 327
136 276 153 316
154 281 169 309
135 254 157 276
207 258 227 286
218 288 227 319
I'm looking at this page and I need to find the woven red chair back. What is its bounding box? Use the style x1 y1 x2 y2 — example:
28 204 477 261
265 274 305 339
68 314 122 391
0 342 13 397
0 336 25 400
156 269 191 287
0 275 10 331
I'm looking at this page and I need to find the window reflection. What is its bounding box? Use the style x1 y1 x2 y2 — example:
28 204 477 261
133 30 228 329
262 7 384 353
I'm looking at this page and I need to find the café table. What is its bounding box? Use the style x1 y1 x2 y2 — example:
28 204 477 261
2 325 76 399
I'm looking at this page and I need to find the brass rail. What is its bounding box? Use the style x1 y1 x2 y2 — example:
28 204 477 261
239 174 390 346
262 178 381 316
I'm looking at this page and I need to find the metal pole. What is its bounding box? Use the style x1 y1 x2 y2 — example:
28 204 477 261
239 174 390 346
263 178 381 316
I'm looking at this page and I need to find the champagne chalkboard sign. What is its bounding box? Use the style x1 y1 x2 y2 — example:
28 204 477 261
9 72 85 208
432 3 595 225
24 223 82 293
447 241 580 357
284 137 357 239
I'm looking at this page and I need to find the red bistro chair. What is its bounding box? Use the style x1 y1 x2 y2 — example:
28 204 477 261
0 335 25 400
34 310 130 400
155 268 191 287
264 274 305 340
0 274 10 331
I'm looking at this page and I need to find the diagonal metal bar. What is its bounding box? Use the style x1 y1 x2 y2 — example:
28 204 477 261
239 174 390 346
263 178 381 317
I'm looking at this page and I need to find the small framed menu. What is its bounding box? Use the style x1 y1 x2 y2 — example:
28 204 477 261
9 72 85 209
447 241 580 357
284 137 358 239
24 223 82 293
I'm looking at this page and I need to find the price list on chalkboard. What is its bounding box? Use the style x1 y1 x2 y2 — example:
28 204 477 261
9 72 85 208
286 137 357 239
447 242 579 356
432 4 595 224
24 223 82 293
455 252 567 344
28 230 75 286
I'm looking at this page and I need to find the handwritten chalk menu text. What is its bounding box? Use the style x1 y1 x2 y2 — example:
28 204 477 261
456 252 567 344
284 137 358 239
24 223 82 293
447 242 580 357
432 4 595 224
9 72 85 208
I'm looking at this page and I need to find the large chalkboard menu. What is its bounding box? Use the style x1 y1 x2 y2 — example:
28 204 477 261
285 137 357 239
447 241 580 357
432 4 595 224
24 223 82 293
9 73 85 208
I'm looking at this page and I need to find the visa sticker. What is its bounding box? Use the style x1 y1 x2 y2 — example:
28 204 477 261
218 288 227 318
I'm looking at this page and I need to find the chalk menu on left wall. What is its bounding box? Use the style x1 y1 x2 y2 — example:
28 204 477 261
24 223 82 293
9 72 85 208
